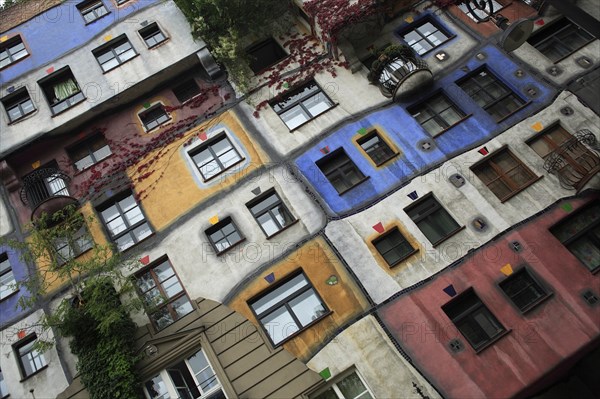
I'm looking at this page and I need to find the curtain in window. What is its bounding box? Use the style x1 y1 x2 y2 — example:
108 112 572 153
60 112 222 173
53 78 79 101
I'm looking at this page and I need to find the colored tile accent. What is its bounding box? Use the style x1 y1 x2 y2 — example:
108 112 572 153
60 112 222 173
500 263 513 276
139 255 150 265
264 273 275 284
443 284 457 297
209 215 219 225
373 222 384 234
319 367 331 380
531 122 544 132
31 161 41 169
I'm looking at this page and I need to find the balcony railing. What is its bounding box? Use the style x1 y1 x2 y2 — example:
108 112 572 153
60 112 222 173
543 130 600 191
20 167 77 222
371 54 433 100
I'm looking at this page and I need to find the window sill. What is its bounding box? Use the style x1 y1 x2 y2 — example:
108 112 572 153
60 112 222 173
388 248 419 268
474 329 512 354
432 114 473 138
274 310 334 348
6 109 37 125
202 157 246 183
214 238 246 256
432 225 466 248
19 365 48 382
494 100 532 124
374 152 401 167
520 292 554 314
0 289 20 302
337 176 370 196
499 175 544 203
101 53 139 74
265 219 300 240
288 103 339 132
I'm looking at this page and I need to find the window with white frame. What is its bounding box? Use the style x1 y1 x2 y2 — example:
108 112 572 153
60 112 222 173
92 35 137 72
0 253 17 300
398 18 453 55
14 335 47 378
310 370 374 399
139 104 170 131
270 80 335 130
188 133 243 181
143 348 226 399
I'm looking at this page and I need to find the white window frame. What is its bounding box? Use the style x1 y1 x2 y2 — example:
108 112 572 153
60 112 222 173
310 369 375 399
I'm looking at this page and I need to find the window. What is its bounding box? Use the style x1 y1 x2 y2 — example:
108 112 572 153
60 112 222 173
98 192 152 251
442 289 506 351
0 35 29 69
143 348 225 399
189 134 243 181
317 149 367 194
372 227 417 267
271 80 335 130
77 0 109 24
139 104 170 131
250 272 328 345
0 368 8 398
139 23 167 48
53 226 94 265
499 268 549 312
357 130 396 166
456 67 525 121
173 79 201 104
246 37 287 74
408 92 466 136
405 194 461 246
15 335 47 378
93 36 136 72
311 370 374 399
116 0 129 5
472 148 538 201
246 190 296 238
458 0 504 22
551 203 600 272
135 259 193 330
68 134 112 171
1 88 35 123
0 253 17 300
528 18 594 63
39 67 85 115
205 217 244 254
398 18 453 55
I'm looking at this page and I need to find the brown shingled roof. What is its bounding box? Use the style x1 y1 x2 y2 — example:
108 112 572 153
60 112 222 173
1 0 63 34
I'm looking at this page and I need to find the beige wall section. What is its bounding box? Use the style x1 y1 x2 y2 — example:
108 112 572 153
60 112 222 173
129 110 270 231
307 315 441 399
58 297 325 399
226 237 371 363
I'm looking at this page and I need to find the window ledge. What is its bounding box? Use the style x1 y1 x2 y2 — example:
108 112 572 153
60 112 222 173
495 100 532 124
520 292 554 314
275 310 334 347
337 176 370 196
499 175 544 203
388 248 419 268
289 103 339 132
432 114 473 138
432 225 466 248
19 365 48 382
374 152 401 167
101 53 139 74
474 329 512 354
265 219 300 240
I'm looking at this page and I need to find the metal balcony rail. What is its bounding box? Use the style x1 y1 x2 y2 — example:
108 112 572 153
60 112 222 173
543 129 600 190
377 56 432 99
20 167 71 209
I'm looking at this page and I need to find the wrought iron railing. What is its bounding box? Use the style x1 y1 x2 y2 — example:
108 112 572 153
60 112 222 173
376 56 432 99
20 167 71 209
543 129 600 190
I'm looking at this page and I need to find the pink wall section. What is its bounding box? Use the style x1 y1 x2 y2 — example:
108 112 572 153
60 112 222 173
379 194 600 399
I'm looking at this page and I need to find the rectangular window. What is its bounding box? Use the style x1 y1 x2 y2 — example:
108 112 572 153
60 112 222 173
551 203 600 272
399 18 453 55
139 22 167 48
311 370 374 399
372 227 417 267
458 0 504 22
246 37 287 74
0 35 29 69
0 368 8 398
499 268 549 312
68 134 112 171
0 253 17 300
408 92 466 136
1 88 35 123
316 149 367 194
457 67 525 121
250 272 328 345
15 335 47 378
139 104 170 131
97 192 152 251
472 148 538 201
135 259 193 330
77 0 109 24
442 289 506 351
53 226 94 266
93 36 136 72
39 67 85 115
247 190 296 238
271 80 335 130
528 18 594 63
189 134 243 181
205 217 244 254
357 130 397 166
173 79 201 104
405 194 461 246
143 348 224 399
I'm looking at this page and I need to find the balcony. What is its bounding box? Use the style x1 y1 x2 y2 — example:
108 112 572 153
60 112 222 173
368 45 433 100
543 130 600 191
20 167 78 223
